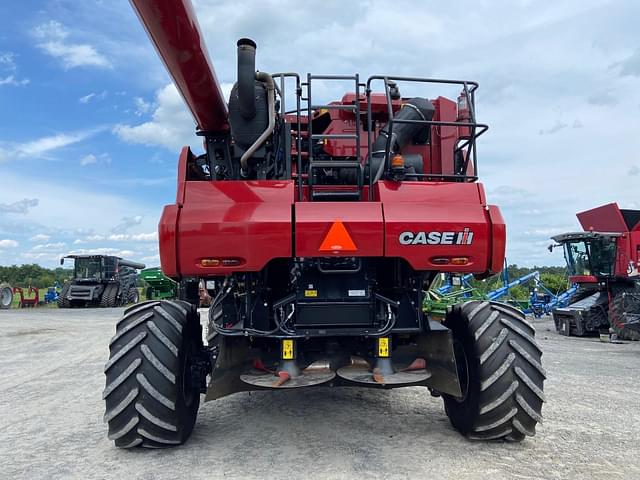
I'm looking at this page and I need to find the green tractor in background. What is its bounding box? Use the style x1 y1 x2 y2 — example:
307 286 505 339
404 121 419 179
139 267 178 300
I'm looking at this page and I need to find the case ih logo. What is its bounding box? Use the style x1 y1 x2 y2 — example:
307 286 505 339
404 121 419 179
399 228 474 245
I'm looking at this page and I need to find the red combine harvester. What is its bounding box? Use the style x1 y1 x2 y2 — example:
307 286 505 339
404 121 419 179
103 0 545 448
550 203 640 340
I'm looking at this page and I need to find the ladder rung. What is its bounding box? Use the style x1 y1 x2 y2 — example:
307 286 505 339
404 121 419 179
311 191 361 200
311 105 357 111
311 134 358 140
310 161 361 169
309 75 358 81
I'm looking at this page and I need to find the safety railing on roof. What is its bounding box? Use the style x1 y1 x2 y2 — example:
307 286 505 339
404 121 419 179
365 76 489 200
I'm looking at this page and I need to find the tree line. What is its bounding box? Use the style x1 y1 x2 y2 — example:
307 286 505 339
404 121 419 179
0 264 72 289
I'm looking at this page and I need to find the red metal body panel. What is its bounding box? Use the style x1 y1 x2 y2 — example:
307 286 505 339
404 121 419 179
176 146 191 205
130 0 228 132
488 205 507 273
378 181 501 272
295 202 384 257
159 205 179 277
613 233 640 277
160 178 505 276
577 203 628 233
160 181 294 276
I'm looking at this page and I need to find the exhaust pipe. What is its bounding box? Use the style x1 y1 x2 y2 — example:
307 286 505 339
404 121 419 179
237 38 257 120
240 72 275 173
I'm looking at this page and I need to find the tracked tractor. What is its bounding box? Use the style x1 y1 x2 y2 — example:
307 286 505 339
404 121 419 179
58 255 145 308
550 203 640 340
103 0 545 448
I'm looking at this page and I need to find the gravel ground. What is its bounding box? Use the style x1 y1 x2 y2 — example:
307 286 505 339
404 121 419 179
1 307 639 480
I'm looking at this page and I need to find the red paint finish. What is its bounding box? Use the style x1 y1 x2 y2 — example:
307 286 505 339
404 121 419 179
577 203 629 233
176 146 192 205
429 97 457 175
130 0 228 132
488 205 507 273
161 178 505 276
160 181 294 276
378 181 502 273
159 205 180 277
295 202 384 257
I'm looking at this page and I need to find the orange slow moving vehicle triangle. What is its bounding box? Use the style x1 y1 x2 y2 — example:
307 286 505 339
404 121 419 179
319 220 357 252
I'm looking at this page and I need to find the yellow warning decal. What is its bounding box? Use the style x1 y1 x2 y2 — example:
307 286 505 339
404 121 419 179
304 289 318 297
282 339 294 360
378 337 390 358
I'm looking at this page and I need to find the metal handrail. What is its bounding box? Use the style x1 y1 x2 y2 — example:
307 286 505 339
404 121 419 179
366 75 489 199
271 73 302 200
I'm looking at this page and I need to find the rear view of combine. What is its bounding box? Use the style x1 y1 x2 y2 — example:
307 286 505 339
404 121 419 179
58 255 144 308
103 0 545 448
550 203 640 340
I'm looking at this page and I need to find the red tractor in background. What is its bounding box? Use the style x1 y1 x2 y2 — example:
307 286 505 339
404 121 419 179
550 203 640 340
103 0 545 448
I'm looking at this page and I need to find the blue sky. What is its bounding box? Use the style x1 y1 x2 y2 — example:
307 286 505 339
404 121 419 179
1 0 640 268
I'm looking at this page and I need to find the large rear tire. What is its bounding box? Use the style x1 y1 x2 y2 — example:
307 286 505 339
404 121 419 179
57 282 71 308
443 301 546 441
103 300 203 448
609 291 640 341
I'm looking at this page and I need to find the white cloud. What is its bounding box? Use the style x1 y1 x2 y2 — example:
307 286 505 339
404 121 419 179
134 97 152 116
80 152 111 166
30 234 51 242
0 239 19 248
79 93 95 104
32 21 111 69
114 84 199 151
0 51 29 87
106 232 157 242
32 242 66 251
0 75 29 87
140 254 160 264
0 52 16 70
69 247 136 258
131 232 157 242
0 128 104 162
79 154 97 166
111 215 143 234
0 198 39 214
21 252 60 261
79 91 107 104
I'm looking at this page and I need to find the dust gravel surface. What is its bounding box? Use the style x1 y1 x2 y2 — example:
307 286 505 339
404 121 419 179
1 308 639 479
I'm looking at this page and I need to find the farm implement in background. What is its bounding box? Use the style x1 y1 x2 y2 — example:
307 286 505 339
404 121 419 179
139 267 178 300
